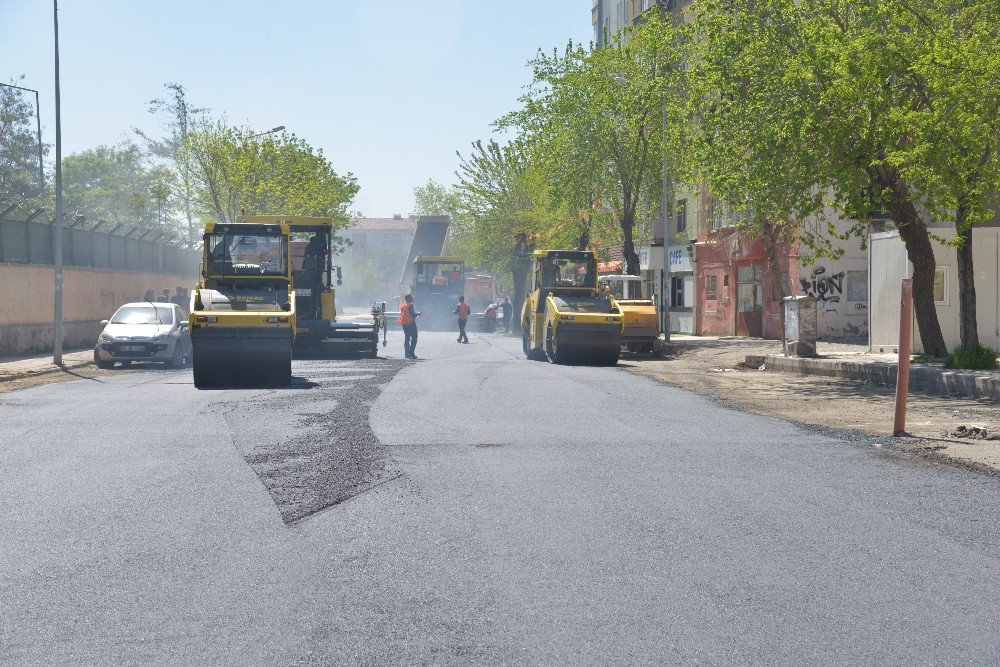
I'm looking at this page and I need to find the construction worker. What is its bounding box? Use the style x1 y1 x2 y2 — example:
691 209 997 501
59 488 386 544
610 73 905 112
454 295 471 343
397 294 420 359
499 297 512 333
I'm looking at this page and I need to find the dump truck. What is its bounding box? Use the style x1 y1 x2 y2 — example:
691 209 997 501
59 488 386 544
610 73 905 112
521 250 623 365
598 274 663 356
189 218 295 388
407 255 465 330
283 216 385 357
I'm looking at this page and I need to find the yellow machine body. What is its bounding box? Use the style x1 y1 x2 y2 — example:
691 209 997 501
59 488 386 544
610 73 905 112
521 250 623 365
598 274 663 355
189 218 296 388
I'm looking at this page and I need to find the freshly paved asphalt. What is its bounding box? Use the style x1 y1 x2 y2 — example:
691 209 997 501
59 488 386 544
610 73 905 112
2 330 1000 664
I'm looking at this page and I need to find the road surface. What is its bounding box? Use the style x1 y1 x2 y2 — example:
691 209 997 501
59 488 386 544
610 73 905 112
2 330 999 664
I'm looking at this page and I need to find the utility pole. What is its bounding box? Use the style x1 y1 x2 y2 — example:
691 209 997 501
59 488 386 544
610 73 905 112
53 0 64 365
661 91 672 344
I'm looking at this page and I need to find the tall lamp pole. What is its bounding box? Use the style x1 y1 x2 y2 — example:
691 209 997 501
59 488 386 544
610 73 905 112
248 126 285 139
0 82 44 190
53 0 64 365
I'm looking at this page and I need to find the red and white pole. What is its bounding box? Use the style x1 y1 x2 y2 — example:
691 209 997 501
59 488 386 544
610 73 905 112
893 279 913 436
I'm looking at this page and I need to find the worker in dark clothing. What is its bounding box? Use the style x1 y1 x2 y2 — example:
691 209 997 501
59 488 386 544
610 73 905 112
397 294 421 359
499 297 512 334
303 235 324 274
171 286 188 314
144 289 155 302
158 289 171 303
454 296 471 343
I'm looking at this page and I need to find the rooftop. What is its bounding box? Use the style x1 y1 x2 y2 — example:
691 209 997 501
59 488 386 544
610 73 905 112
349 216 419 231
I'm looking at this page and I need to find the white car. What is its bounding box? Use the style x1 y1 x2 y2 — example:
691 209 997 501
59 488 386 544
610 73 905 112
94 302 191 369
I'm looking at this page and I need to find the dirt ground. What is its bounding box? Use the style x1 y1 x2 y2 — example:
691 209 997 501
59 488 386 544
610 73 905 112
625 338 1000 475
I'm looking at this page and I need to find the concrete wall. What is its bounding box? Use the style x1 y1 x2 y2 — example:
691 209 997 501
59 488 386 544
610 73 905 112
0 263 196 357
869 227 1000 354
799 233 869 340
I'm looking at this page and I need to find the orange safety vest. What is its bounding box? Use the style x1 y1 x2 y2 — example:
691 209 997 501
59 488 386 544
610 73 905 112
456 302 471 320
398 302 415 325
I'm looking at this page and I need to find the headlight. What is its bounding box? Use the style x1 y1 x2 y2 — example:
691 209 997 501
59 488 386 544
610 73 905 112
153 332 168 341
98 332 113 342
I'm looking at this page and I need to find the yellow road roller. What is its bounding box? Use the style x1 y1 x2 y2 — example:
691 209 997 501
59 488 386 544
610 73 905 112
189 218 295 388
598 274 664 356
521 250 623 365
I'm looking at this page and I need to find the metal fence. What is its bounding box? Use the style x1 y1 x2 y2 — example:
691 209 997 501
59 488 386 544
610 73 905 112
0 211 200 277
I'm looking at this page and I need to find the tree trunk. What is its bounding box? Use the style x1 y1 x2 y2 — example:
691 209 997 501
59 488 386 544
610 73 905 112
511 264 528 335
893 205 948 356
876 167 948 357
956 204 979 350
763 224 786 342
621 211 640 275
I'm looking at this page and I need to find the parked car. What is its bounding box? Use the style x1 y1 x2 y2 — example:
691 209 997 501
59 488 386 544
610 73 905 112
94 302 191 369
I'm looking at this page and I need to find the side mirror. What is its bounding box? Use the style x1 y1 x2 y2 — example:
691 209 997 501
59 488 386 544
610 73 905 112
100 319 109 326
179 321 189 329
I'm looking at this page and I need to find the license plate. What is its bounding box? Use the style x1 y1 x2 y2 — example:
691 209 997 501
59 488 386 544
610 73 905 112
121 345 144 352
295 288 312 296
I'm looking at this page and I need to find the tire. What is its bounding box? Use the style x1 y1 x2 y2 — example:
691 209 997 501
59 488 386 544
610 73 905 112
192 346 213 389
165 344 185 369
93 348 114 370
545 325 569 365
598 347 621 366
523 325 545 361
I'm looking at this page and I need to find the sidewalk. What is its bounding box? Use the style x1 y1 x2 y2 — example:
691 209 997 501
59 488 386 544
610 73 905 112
761 349 1000 402
628 335 1000 475
0 349 96 390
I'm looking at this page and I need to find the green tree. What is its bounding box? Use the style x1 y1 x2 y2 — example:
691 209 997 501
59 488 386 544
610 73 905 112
452 139 551 330
135 82 207 243
184 120 359 232
0 77 46 203
682 1 829 331
412 179 458 218
502 18 679 274
59 142 160 228
881 0 1000 350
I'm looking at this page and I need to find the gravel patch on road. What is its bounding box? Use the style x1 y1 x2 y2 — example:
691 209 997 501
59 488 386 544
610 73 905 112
219 357 409 524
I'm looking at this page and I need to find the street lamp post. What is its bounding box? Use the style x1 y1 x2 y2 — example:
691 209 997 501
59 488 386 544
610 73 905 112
52 0 64 365
0 82 44 191
248 126 285 139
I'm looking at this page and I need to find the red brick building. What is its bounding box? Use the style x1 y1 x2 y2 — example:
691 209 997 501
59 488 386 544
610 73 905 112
695 221 799 340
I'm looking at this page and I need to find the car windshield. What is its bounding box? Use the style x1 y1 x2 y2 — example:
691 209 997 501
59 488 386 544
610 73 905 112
110 305 174 325
206 233 287 276
541 256 596 289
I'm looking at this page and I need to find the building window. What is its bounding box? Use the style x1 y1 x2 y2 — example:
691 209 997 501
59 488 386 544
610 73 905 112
846 271 867 301
676 199 687 233
706 274 718 301
933 267 948 304
671 276 685 308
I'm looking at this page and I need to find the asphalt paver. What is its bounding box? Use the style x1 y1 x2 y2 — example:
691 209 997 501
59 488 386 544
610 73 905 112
2 331 999 664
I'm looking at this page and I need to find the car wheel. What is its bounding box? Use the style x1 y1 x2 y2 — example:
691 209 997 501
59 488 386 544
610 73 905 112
93 348 114 370
166 344 184 369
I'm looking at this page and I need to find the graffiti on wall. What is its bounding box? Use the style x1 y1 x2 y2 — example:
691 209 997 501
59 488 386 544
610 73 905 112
800 266 845 313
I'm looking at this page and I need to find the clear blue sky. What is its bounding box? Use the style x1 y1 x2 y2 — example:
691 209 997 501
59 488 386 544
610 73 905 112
1 0 590 217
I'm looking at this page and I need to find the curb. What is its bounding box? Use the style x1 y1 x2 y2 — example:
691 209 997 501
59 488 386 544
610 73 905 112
763 355 1000 401
0 359 95 384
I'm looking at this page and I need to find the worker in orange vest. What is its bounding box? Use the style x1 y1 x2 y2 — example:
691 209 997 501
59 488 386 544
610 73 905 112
454 295 471 344
397 294 421 359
